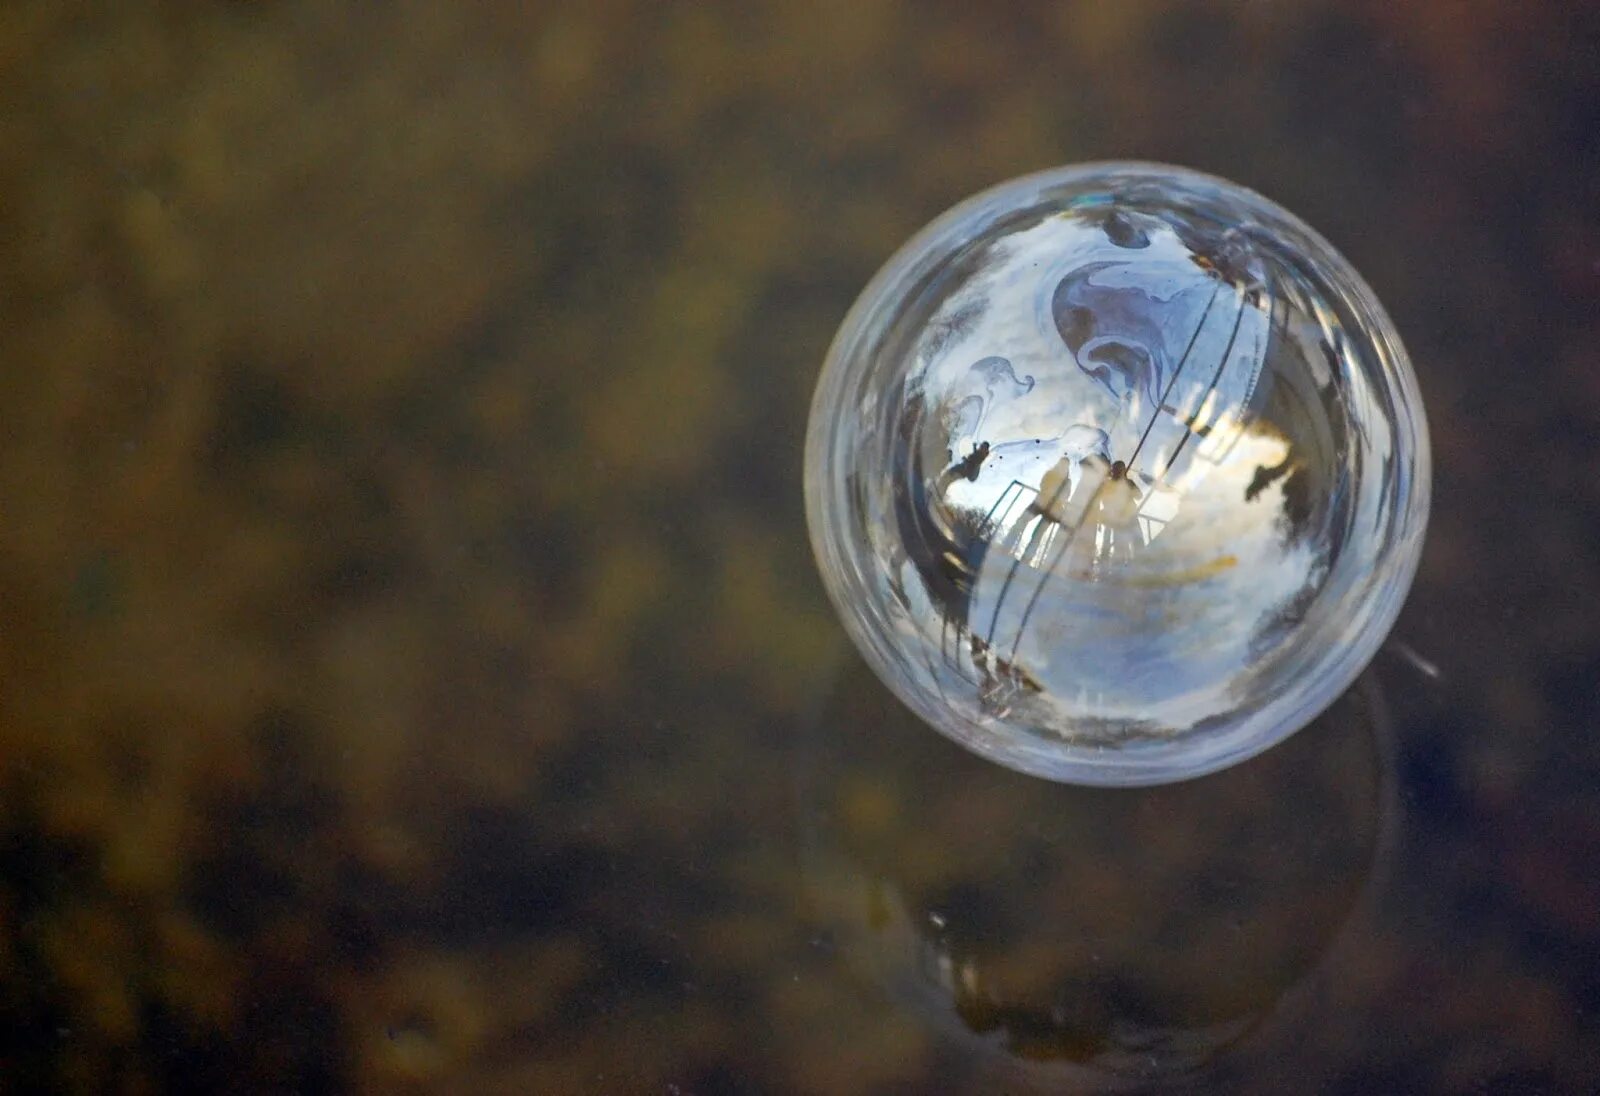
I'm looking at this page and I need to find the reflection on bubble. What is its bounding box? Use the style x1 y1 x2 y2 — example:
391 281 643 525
805 163 1429 784
797 653 1397 1090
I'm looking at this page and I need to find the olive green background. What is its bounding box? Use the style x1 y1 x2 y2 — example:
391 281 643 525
3 2 1599 1092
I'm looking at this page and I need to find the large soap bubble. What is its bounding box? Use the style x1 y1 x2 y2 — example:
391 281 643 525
804 163 1429 785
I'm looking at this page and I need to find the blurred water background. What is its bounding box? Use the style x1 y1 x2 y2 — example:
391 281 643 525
3 2 1600 1091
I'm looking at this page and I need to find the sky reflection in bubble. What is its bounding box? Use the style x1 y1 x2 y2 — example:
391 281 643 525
805 164 1429 784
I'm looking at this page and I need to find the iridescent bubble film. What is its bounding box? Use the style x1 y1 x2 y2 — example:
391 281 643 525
805 163 1430 784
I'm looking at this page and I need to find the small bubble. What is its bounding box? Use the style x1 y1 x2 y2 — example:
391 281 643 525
805 163 1429 785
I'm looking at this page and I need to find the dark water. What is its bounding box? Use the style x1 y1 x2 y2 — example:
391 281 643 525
3 3 1599 1092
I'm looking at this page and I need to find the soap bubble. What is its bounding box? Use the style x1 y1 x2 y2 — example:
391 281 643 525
804 163 1429 785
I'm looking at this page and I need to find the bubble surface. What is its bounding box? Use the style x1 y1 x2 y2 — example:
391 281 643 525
804 163 1430 784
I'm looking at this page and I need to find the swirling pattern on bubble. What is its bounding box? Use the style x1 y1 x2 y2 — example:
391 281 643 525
805 163 1429 785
